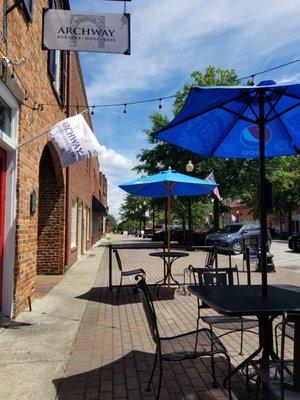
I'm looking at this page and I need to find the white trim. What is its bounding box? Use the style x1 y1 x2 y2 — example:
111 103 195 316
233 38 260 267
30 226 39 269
0 81 19 317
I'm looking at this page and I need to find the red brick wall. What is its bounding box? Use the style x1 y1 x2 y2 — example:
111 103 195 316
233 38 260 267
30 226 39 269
0 0 106 314
37 145 65 274
0 0 69 313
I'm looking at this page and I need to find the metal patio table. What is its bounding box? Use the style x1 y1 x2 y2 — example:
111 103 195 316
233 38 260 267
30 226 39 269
188 284 300 386
149 251 189 291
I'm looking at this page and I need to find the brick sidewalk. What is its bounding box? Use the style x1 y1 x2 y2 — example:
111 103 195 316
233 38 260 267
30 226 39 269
55 242 300 399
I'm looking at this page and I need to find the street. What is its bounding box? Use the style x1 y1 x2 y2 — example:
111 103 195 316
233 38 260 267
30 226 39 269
232 239 300 271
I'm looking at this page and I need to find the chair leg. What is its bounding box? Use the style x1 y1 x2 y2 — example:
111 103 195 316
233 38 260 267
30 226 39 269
225 353 232 400
194 314 201 353
210 326 218 388
117 274 123 296
156 355 163 400
146 347 158 392
240 326 244 355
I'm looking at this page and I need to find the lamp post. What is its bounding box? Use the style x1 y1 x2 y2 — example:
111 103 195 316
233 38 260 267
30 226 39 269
143 200 147 232
185 160 194 245
236 210 240 223
139 204 143 235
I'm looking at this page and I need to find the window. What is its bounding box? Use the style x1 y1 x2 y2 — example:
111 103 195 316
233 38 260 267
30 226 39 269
48 0 66 104
71 198 78 248
0 97 12 137
23 0 34 21
0 81 19 150
86 207 90 239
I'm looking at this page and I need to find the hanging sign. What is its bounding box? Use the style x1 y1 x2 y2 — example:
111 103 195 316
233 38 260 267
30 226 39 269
43 9 130 54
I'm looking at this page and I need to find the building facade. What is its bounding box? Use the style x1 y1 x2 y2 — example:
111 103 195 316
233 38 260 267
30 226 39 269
0 0 107 317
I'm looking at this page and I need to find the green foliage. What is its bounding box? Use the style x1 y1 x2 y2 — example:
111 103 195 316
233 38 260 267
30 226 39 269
106 214 118 232
124 66 300 229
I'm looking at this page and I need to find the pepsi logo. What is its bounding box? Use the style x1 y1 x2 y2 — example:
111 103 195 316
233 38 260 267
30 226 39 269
240 125 272 148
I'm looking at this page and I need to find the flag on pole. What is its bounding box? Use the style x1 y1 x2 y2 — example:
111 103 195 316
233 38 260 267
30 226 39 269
50 114 102 167
205 171 222 200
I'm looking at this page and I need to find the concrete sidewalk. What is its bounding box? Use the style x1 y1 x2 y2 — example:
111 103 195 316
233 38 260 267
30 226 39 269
0 243 106 400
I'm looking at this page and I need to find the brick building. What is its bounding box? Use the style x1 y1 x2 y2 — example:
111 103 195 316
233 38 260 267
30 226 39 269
0 0 107 317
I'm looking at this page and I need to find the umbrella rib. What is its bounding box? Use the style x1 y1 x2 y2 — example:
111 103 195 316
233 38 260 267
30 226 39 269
156 92 252 136
210 99 254 156
264 94 298 152
264 88 286 120
269 87 300 102
266 100 300 123
219 106 256 123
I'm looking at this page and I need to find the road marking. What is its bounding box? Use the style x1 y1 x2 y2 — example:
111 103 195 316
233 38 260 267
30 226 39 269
276 257 300 263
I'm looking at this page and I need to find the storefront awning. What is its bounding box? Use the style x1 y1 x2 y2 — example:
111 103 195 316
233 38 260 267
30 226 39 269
92 195 107 216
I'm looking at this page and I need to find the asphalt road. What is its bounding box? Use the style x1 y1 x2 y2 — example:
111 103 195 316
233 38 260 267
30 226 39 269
232 240 300 272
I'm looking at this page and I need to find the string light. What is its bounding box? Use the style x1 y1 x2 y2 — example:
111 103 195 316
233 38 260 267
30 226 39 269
0 43 298 115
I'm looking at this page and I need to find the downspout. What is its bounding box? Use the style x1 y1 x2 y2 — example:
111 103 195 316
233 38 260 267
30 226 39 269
64 50 71 269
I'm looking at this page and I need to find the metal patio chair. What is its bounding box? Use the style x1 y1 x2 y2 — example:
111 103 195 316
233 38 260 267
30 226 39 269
113 249 146 295
134 275 232 400
190 266 258 355
253 312 300 400
275 319 295 357
182 247 217 296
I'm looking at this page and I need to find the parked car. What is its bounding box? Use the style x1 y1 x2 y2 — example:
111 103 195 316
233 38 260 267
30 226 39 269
152 224 183 242
205 223 272 254
288 232 300 252
143 228 154 239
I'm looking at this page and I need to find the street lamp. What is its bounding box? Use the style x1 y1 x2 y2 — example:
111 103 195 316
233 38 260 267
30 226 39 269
185 161 194 245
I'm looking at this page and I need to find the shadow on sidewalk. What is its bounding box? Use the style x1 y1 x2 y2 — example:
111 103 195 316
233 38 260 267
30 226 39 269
76 285 176 306
53 349 247 399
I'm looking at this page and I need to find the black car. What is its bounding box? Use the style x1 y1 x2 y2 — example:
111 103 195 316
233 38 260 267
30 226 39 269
205 223 272 254
288 232 300 252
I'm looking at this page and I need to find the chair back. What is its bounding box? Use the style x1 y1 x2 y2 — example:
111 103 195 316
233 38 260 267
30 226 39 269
113 249 123 272
280 312 300 394
135 276 159 344
191 267 238 287
204 248 217 268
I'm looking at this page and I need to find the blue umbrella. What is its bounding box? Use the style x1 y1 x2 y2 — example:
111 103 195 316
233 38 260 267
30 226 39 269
156 80 300 296
119 168 218 275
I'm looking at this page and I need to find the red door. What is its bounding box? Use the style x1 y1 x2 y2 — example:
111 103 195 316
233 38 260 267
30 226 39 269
0 148 6 310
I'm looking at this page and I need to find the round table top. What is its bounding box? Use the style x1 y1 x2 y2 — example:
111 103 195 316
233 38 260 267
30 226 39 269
149 251 189 258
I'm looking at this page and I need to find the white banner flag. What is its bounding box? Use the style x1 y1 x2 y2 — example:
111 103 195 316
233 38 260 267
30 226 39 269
50 114 102 167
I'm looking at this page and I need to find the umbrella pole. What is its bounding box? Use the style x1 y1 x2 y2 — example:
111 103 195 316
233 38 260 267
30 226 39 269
258 89 268 297
167 183 172 288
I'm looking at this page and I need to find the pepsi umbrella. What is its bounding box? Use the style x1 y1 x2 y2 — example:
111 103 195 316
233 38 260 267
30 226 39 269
119 168 218 286
156 80 300 296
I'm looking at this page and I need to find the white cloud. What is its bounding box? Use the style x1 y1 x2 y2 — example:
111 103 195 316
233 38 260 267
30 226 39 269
79 0 300 103
98 145 138 220
69 0 300 218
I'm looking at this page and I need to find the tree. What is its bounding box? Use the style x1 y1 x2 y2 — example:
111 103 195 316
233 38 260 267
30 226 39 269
106 214 118 232
135 66 247 229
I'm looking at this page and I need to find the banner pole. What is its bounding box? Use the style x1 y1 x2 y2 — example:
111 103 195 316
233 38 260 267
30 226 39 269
17 109 89 149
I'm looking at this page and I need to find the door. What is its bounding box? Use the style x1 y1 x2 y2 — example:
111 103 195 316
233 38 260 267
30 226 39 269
77 201 83 259
0 148 6 310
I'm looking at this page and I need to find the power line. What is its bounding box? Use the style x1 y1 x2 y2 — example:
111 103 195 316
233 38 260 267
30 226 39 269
2 49 300 113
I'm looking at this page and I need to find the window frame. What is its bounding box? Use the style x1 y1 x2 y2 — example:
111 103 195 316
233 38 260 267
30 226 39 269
71 197 78 249
47 0 66 106
22 0 34 22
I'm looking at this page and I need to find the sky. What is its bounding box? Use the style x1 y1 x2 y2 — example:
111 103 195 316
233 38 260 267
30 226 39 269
69 0 300 219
